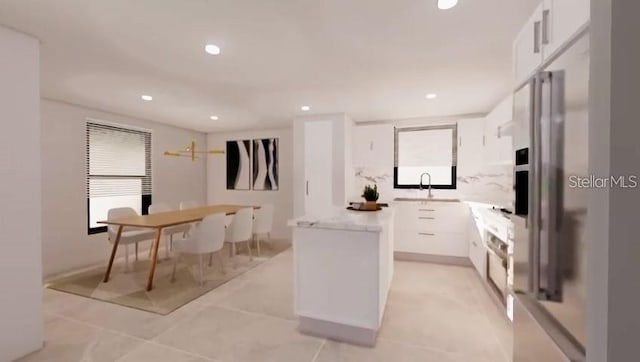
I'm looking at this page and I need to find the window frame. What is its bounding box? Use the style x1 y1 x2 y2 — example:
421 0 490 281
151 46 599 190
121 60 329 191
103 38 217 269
86 121 153 235
393 124 458 190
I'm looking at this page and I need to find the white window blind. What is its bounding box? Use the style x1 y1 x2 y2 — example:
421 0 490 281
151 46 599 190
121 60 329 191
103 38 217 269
394 125 458 189
86 122 152 232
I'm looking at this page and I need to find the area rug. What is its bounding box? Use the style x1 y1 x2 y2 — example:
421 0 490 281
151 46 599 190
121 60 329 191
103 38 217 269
47 240 290 315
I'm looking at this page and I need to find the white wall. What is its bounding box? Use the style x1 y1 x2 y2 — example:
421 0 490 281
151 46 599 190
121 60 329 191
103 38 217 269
207 128 293 240
41 99 207 278
0 26 43 361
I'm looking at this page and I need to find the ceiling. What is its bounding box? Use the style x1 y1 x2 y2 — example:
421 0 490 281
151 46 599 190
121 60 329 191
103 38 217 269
0 0 539 132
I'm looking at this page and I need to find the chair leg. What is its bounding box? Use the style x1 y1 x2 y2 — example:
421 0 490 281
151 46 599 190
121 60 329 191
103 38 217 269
256 234 261 256
171 254 179 282
247 239 253 260
217 251 226 274
198 255 204 287
125 244 130 271
232 242 236 257
135 243 138 261
165 235 170 259
209 253 213 267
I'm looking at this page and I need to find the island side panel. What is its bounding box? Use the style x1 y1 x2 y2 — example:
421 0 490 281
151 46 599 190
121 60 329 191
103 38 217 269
293 227 381 331
378 213 394 325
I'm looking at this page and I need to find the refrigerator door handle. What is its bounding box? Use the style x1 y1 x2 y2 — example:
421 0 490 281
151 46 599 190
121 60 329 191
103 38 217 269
539 71 564 301
529 77 541 295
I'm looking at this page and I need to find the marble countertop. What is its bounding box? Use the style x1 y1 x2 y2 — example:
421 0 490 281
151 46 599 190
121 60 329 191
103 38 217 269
288 207 393 232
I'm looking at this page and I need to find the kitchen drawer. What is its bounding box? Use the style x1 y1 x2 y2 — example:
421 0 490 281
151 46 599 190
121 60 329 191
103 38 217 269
395 230 468 257
394 203 469 231
396 215 460 233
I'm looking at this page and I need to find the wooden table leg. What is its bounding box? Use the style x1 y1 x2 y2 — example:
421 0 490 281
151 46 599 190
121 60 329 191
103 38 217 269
103 225 123 283
146 228 163 291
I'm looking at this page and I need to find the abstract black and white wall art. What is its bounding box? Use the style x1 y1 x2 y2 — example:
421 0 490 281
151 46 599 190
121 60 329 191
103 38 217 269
252 138 279 191
226 140 252 190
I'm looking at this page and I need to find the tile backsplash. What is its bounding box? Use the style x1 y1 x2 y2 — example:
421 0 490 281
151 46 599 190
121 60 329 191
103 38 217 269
353 165 513 207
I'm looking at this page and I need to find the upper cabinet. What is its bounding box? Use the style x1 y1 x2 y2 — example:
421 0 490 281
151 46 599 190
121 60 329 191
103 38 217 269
541 0 590 57
484 95 514 166
457 95 514 176
353 124 394 169
513 0 590 86
457 118 485 177
513 3 544 86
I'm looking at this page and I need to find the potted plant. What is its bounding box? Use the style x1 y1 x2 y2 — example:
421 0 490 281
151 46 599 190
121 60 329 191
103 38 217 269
361 184 380 211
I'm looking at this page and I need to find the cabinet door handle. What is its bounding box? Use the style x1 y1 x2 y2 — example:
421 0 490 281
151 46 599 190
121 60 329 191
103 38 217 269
459 136 462 148
542 9 550 45
419 232 435 236
418 217 435 220
418 208 435 212
306 181 309 196
533 20 541 54
472 241 478 247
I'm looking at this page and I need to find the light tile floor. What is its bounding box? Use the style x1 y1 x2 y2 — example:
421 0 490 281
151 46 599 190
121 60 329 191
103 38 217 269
21 250 512 362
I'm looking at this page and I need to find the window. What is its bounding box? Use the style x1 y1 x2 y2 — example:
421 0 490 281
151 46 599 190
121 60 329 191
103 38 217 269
394 125 457 189
86 122 152 234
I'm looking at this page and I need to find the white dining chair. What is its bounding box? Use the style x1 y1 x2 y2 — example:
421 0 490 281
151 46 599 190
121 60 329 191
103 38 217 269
225 207 254 262
252 204 274 256
179 200 202 236
107 207 155 271
171 213 226 286
148 203 190 259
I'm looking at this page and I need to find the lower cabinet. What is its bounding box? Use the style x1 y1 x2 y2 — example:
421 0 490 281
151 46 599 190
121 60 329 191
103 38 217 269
393 202 470 258
468 215 487 278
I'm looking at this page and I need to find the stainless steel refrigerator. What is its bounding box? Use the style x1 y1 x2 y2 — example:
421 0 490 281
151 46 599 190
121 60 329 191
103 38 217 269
511 31 589 362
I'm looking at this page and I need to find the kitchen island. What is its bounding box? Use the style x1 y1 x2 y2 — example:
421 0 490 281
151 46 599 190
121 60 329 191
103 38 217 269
288 208 394 346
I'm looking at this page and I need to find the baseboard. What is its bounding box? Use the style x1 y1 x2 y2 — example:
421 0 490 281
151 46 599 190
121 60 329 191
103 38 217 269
394 252 472 267
298 316 378 347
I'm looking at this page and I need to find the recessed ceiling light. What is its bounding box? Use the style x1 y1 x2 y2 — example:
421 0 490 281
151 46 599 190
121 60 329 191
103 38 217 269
141 95 153 101
425 93 438 100
210 115 219 121
301 105 311 112
437 0 458 10
205 44 221 55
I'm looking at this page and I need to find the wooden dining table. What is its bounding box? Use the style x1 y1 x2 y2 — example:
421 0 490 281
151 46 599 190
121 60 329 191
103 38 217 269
98 204 259 291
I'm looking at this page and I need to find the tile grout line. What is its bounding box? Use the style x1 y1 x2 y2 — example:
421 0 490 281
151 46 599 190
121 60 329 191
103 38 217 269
310 339 327 362
49 311 220 362
376 336 462 356
214 304 297 323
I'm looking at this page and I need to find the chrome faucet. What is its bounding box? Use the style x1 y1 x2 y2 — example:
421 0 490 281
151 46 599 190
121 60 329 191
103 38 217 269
419 172 433 198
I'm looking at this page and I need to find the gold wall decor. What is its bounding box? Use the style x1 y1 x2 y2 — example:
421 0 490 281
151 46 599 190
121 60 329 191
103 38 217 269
164 140 224 161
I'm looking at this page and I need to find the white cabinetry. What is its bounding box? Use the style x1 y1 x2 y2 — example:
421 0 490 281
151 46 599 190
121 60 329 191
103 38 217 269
484 95 514 166
468 213 487 278
456 118 485 176
456 95 513 172
513 3 544 86
294 114 353 217
541 0 590 59
513 1 590 86
304 120 334 215
394 201 469 257
353 124 394 168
